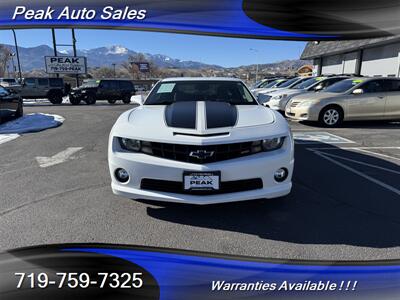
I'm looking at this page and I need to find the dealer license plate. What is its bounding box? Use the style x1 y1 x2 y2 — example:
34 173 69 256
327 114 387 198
183 172 220 191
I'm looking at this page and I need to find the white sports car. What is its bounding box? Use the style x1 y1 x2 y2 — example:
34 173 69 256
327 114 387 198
108 77 294 205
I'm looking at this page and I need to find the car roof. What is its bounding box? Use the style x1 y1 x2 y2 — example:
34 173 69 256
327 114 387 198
161 77 243 82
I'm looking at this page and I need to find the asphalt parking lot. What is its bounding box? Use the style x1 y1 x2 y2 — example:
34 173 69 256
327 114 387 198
0 102 399 260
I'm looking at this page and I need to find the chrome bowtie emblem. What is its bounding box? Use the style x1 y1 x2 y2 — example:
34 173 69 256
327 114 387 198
189 150 215 159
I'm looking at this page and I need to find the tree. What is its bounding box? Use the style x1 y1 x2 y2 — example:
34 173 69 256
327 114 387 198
0 45 11 77
91 67 115 79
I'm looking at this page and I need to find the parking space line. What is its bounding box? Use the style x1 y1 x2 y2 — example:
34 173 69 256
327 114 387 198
316 151 400 175
350 148 400 162
307 147 400 150
313 151 400 196
293 132 355 144
307 146 400 162
0 134 20 145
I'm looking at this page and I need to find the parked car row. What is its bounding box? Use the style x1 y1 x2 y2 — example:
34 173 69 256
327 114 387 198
0 77 137 105
253 76 400 127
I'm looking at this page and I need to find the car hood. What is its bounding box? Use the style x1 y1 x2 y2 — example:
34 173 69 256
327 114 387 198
265 88 304 97
111 101 290 144
72 86 97 91
252 87 283 94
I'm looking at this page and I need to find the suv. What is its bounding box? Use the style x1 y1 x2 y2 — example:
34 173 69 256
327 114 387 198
19 77 65 104
0 78 20 87
69 79 136 105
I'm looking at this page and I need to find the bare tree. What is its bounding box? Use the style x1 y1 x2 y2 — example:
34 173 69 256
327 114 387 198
0 45 11 77
90 67 115 79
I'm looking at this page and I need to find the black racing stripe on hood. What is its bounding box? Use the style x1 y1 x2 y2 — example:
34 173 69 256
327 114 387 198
165 101 197 129
205 101 237 129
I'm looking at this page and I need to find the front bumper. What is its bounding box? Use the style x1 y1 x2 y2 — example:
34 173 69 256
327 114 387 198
109 140 294 205
285 105 319 121
69 92 89 101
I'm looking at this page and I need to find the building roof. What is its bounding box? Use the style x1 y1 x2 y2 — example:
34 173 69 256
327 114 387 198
301 36 400 59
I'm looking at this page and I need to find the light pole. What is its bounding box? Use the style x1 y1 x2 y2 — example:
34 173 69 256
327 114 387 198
11 29 22 82
112 63 116 78
249 48 259 83
9 53 16 78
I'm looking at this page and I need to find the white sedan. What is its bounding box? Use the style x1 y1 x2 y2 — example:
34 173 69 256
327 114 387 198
108 77 294 205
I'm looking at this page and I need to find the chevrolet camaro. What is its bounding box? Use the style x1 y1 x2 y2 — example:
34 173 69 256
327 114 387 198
108 78 294 205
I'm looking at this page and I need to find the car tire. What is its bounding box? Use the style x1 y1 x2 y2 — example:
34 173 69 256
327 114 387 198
69 96 81 105
85 95 96 105
108 99 117 104
318 105 344 127
122 95 131 104
48 91 63 105
15 101 23 118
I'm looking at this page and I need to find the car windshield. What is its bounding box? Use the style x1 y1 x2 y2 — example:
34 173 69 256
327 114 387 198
261 79 286 88
145 80 256 105
293 77 323 89
324 78 364 93
278 77 301 88
81 80 100 88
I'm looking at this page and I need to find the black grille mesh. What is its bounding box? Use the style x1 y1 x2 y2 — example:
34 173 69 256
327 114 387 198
141 178 263 195
142 141 256 164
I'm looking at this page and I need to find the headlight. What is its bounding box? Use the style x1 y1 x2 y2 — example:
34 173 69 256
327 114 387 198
297 100 315 107
119 138 141 152
261 137 285 151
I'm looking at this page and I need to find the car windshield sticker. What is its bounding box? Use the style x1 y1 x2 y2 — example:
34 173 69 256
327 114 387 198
157 83 176 93
352 79 364 84
315 77 325 81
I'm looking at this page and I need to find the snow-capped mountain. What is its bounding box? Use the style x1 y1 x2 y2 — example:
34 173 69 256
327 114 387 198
2 44 222 71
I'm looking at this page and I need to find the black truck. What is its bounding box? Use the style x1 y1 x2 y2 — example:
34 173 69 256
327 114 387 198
69 79 136 105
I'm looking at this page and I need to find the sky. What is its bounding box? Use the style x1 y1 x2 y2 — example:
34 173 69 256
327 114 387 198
0 29 306 67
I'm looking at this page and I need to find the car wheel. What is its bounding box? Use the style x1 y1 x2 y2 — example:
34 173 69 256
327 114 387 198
108 99 117 104
69 96 81 105
319 106 343 127
48 91 63 104
15 101 23 118
122 95 131 104
85 95 96 105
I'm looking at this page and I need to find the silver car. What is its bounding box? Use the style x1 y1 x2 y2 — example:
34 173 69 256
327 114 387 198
285 77 400 127
260 76 348 109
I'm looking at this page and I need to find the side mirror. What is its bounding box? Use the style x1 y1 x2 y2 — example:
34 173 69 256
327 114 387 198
131 94 145 105
352 88 364 95
8 88 16 94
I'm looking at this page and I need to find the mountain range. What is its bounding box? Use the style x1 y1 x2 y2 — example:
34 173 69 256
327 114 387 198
2 44 308 74
2 44 223 71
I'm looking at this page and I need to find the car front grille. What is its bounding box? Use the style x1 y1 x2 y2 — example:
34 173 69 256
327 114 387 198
141 141 258 164
140 178 263 195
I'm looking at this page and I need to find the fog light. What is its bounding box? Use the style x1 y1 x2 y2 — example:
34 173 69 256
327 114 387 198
115 168 129 183
274 168 288 182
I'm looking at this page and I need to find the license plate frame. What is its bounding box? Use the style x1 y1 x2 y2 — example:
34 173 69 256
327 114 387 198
183 171 221 191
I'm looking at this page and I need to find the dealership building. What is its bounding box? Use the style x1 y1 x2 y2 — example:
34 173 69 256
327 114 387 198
301 36 400 77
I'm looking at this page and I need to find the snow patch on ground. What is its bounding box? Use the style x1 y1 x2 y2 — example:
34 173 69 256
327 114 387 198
0 113 65 134
23 97 70 105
